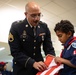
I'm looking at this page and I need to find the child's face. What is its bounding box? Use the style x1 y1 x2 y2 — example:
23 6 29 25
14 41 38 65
56 31 71 44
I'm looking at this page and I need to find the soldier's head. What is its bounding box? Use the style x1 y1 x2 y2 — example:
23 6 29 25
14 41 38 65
54 20 75 44
24 2 42 26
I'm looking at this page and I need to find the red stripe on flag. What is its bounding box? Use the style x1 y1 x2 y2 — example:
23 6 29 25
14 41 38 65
36 55 63 75
44 55 54 67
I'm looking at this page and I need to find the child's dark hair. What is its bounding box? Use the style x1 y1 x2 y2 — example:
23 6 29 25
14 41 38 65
54 20 75 36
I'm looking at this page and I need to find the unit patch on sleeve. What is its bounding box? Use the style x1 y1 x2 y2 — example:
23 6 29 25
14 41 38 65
8 33 14 42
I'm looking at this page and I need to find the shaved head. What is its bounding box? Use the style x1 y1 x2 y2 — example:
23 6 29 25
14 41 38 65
25 2 40 13
24 2 41 26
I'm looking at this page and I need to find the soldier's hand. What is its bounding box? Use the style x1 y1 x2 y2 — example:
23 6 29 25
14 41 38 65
33 61 47 71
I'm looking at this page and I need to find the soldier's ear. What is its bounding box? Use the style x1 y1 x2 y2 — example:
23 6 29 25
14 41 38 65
24 12 27 16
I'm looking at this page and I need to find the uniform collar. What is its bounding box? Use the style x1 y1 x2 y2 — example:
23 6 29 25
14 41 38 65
63 36 73 48
26 18 37 28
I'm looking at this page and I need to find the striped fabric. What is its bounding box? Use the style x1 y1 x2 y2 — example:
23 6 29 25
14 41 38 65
36 55 63 75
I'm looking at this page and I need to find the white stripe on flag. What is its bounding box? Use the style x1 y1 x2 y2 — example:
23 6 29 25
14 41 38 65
49 64 63 75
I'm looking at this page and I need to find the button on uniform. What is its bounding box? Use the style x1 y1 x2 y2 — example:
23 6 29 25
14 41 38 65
14 62 16 64
34 40 36 42
34 46 36 49
33 53 35 55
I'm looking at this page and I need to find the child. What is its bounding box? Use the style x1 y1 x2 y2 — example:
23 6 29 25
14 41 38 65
54 20 76 75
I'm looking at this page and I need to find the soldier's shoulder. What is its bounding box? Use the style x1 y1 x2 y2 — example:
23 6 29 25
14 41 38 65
39 21 47 27
12 20 23 25
39 21 47 25
11 20 23 29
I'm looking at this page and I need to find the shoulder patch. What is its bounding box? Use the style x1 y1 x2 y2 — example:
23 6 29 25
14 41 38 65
8 33 14 42
17 20 23 23
72 42 76 48
12 20 23 25
39 21 47 25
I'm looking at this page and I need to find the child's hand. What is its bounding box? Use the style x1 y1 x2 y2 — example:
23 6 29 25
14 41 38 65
54 56 62 64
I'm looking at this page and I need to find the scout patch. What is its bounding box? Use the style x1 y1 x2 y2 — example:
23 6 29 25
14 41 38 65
71 42 76 48
8 33 14 42
73 50 76 55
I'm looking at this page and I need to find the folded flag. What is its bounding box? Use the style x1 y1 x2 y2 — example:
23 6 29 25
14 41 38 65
36 55 63 75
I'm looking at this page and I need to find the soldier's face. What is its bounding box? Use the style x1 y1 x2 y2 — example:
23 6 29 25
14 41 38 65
25 8 41 26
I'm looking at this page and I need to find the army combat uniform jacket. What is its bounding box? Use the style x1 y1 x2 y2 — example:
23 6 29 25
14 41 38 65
8 19 55 75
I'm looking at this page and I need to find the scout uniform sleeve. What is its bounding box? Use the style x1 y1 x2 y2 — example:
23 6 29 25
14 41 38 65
8 22 35 69
70 41 76 66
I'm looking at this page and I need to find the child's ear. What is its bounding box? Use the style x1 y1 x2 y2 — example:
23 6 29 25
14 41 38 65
68 31 72 37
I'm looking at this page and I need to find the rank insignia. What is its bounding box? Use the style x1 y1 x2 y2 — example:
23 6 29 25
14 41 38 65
8 33 14 42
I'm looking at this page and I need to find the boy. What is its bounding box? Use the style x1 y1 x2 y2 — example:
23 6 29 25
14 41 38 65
54 20 76 75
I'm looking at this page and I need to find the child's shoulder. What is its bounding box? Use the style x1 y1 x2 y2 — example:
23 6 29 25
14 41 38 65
71 41 76 49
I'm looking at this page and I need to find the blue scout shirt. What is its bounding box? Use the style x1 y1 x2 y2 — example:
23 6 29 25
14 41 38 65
0 71 2 75
60 36 76 75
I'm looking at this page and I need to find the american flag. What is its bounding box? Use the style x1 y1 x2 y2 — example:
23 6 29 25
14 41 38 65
36 55 63 75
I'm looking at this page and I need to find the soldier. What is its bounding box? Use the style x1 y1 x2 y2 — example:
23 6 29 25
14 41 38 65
8 2 55 75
